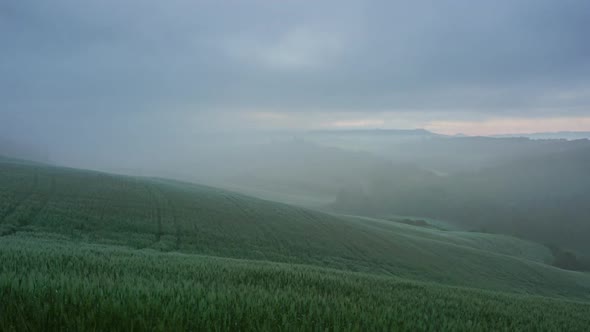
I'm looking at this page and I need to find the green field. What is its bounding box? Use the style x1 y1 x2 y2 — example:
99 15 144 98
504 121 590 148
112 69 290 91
2 157 590 330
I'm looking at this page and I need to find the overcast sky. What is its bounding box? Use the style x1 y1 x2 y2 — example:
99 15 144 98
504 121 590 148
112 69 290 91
2 0 590 143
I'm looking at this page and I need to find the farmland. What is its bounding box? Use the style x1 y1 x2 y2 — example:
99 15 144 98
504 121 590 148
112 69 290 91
2 158 590 330
3 236 590 331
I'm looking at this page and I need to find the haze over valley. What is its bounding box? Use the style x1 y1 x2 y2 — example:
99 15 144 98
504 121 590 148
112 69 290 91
2 0 590 330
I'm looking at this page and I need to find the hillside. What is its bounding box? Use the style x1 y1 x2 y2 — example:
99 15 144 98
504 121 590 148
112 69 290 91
3 158 590 330
1 158 590 300
333 146 590 259
305 134 590 174
3 236 590 331
214 140 386 201
495 132 590 140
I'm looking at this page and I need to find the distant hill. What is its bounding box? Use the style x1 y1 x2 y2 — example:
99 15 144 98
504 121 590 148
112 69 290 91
494 131 590 140
2 158 590 300
219 140 387 200
207 136 590 209
308 128 440 137
375 136 590 173
3 158 590 330
333 145 590 260
299 131 590 174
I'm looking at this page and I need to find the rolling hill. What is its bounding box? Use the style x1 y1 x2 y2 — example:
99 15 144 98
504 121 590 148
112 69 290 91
332 145 590 260
2 157 590 330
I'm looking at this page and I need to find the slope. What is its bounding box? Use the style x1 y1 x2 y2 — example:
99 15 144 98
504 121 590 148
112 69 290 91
3 236 590 331
1 158 590 301
332 145 590 257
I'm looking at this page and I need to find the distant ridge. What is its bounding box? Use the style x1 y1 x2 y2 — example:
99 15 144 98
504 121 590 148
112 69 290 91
309 128 441 136
493 131 590 140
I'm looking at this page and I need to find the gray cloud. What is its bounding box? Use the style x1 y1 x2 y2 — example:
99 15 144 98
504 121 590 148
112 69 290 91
2 0 590 131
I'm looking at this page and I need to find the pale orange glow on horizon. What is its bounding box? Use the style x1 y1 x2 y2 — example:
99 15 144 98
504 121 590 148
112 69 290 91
244 111 590 135
425 116 590 136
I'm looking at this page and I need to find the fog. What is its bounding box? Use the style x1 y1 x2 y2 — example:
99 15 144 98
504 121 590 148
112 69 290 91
5 2 590 330
3 0 590 166
3 0 590 151
2 1 590 267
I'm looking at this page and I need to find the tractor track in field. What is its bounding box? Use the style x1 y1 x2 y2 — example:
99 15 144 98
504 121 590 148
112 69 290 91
224 194 259 221
295 208 371 260
167 197 181 250
0 173 39 226
0 174 54 237
146 184 182 249
18 175 56 228
159 189 182 249
222 193 291 255
155 197 164 242
145 184 164 243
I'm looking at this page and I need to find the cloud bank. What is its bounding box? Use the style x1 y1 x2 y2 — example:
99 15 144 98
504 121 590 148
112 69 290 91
2 0 590 140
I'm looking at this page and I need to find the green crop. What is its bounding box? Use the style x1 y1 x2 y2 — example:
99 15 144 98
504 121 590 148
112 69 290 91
2 236 590 331
2 159 590 330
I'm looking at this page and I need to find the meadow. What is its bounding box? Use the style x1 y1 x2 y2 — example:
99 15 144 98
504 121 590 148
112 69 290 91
1 157 590 330
3 236 590 331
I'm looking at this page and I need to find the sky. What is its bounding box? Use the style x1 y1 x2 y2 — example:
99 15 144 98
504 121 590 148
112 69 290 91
2 0 590 146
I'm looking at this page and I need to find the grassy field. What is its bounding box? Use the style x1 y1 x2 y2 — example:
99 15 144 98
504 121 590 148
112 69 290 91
3 236 590 331
1 157 590 330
